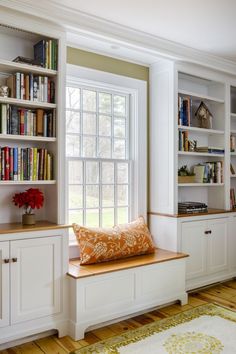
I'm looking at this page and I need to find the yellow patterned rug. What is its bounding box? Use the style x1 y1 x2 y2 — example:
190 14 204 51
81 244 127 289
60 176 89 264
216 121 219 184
71 304 236 354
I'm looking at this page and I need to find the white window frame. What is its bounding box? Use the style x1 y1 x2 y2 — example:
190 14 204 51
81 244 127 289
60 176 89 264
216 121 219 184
66 64 147 256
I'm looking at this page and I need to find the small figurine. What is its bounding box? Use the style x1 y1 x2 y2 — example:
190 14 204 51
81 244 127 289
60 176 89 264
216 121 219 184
195 101 213 129
0 85 9 98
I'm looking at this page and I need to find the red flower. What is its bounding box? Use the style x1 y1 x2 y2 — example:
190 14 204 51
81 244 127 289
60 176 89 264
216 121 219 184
12 188 44 214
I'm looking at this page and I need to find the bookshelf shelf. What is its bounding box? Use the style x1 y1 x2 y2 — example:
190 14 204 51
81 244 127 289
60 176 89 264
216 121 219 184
178 125 224 135
231 175 236 178
231 130 236 134
231 113 236 118
178 183 224 187
0 134 56 142
178 151 224 157
0 58 57 77
231 152 236 156
0 96 56 109
178 89 225 104
0 180 56 185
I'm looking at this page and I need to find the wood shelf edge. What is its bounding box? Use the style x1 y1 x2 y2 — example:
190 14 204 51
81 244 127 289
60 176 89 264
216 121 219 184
0 220 72 234
148 209 235 218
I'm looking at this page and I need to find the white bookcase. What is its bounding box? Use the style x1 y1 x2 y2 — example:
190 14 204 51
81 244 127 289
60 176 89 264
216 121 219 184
0 13 66 224
150 60 231 215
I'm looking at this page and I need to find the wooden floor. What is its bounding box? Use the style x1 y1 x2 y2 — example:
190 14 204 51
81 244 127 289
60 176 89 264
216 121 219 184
2 279 236 354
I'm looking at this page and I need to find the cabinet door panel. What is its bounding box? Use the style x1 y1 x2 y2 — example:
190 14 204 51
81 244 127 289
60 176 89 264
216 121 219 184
207 219 228 274
181 221 207 279
0 241 9 328
228 218 236 271
10 236 62 324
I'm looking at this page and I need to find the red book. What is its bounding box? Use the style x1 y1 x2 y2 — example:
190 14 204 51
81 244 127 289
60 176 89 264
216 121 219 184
4 146 10 180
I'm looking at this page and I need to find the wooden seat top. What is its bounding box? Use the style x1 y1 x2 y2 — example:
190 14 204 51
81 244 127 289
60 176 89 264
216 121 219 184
67 248 188 279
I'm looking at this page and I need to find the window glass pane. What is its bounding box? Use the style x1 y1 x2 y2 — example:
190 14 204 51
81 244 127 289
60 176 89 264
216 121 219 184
83 90 96 112
69 161 83 184
114 118 126 138
69 209 83 225
86 161 99 184
99 92 112 114
86 185 99 208
117 185 128 206
117 207 128 224
66 111 80 134
83 113 96 135
69 185 83 208
102 208 114 227
66 135 80 157
99 115 111 137
117 163 128 184
98 137 111 158
102 185 114 207
82 136 96 157
86 209 99 227
114 95 126 116
113 139 126 159
102 162 114 183
66 87 80 109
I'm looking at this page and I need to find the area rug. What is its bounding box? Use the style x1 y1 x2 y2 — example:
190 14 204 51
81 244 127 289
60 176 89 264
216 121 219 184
70 304 236 353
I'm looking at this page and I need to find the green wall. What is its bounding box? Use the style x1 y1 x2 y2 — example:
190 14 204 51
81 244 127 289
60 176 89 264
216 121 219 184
67 47 149 81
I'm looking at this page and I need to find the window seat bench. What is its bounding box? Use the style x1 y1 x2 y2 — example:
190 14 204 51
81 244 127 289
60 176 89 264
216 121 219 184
67 248 188 340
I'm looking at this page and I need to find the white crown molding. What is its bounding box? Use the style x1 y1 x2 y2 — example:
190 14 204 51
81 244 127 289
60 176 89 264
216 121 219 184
1 0 236 74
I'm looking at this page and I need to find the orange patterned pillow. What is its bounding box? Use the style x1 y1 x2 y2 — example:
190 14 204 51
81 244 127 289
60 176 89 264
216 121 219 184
73 216 155 265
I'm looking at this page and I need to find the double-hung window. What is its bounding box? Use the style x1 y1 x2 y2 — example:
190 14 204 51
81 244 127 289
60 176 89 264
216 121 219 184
66 66 147 243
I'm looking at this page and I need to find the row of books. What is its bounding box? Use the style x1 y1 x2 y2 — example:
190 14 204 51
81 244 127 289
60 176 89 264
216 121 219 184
34 39 58 70
230 188 236 209
194 146 224 154
178 202 208 214
0 104 56 137
6 73 55 103
193 162 223 184
178 96 192 126
0 147 53 181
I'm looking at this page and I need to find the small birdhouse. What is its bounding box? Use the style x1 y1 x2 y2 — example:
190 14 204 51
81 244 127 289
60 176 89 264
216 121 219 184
195 101 213 129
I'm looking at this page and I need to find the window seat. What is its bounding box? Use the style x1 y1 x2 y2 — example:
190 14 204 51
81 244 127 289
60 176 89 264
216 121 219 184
67 248 188 340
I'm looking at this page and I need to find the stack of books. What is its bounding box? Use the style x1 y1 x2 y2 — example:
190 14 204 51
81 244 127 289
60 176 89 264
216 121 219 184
0 105 55 137
178 202 208 214
34 39 58 70
6 73 55 103
230 188 236 209
195 146 224 155
193 162 223 183
178 96 192 126
0 147 53 181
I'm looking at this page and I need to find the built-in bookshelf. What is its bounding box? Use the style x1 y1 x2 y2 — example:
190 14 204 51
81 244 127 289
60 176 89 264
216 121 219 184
0 22 65 223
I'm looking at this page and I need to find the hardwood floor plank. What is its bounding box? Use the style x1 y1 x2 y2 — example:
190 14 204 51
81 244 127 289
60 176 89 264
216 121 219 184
35 336 67 354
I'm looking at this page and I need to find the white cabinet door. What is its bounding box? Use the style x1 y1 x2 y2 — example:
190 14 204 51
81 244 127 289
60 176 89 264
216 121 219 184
10 236 62 324
0 241 10 328
228 217 236 271
207 218 228 274
181 221 207 279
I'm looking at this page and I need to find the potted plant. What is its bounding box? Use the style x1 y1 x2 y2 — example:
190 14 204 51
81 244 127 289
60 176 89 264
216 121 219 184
178 165 195 183
12 188 44 225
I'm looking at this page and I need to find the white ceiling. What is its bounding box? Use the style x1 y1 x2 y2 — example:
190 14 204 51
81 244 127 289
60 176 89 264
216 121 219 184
52 0 236 62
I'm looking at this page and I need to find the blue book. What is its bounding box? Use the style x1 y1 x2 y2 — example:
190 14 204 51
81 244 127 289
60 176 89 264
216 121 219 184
13 147 18 181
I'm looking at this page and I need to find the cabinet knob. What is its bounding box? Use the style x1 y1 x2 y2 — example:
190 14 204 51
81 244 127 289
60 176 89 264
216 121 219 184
12 257 17 263
3 258 10 263
205 230 212 235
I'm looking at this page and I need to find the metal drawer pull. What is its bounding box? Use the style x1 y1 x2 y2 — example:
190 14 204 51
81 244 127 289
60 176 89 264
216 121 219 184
205 230 212 235
3 258 10 263
12 257 18 263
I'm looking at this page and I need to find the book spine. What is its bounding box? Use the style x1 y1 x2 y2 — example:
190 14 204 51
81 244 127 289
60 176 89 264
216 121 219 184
4 146 9 180
13 147 18 181
1 148 5 181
